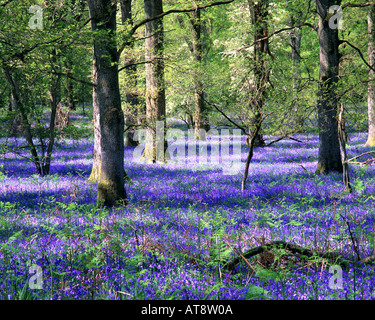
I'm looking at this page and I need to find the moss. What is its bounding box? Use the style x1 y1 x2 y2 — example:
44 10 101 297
316 161 343 174
315 162 326 174
142 139 170 163
88 161 101 183
97 178 127 207
365 136 375 147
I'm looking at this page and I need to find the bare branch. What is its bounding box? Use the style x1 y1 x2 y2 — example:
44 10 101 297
265 135 303 147
342 2 375 9
346 151 375 163
51 71 95 87
340 40 375 72
236 23 317 52
118 58 164 73
129 0 235 36
202 98 249 136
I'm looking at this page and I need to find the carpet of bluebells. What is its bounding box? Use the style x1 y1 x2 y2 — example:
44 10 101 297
1 121 375 300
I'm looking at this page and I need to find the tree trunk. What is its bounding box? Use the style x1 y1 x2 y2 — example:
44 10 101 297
365 6 375 147
88 0 127 207
191 8 210 141
247 0 269 148
143 0 167 163
10 91 22 135
2 65 42 174
42 51 60 176
288 6 303 130
315 0 343 174
120 0 140 148
338 103 351 192
67 76 76 111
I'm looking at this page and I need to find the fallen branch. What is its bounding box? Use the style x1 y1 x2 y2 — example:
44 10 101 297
288 158 308 172
346 151 375 164
223 240 353 271
339 213 360 262
265 135 304 147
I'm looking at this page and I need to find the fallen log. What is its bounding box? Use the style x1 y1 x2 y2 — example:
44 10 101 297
223 240 354 272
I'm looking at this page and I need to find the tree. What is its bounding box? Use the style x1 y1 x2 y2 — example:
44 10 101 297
120 0 141 148
87 0 235 205
287 0 304 129
246 0 271 148
87 0 127 206
0 0 89 176
189 7 211 140
143 0 167 163
365 5 375 146
175 6 211 140
315 0 343 174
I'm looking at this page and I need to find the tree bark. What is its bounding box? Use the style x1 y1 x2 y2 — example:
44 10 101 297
2 65 42 174
143 0 167 162
338 103 351 192
288 4 304 129
365 6 375 146
315 0 343 174
190 8 210 141
66 75 76 111
246 0 270 148
42 51 60 176
120 0 140 148
88 0 127 206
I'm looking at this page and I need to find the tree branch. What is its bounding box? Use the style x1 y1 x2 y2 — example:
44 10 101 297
118 58 164 73
236 23 317 52
129 0 235 36
203 98 249 136
340 39 375 72
118 1 235 57
265 135 303 147
51 72 95 87
342 2 375 9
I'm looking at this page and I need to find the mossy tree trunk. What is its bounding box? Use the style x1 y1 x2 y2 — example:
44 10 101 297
366 6 375 147
315 0 343 174
88 0 127 206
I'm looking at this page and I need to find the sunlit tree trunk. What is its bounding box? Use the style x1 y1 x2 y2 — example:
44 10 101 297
315 0 343 174
288 6 303 129
88 0 127 206
191 8 210 141
365 6 375 147
143 0 167 162
120 0 140 148
42 53 60 175
247 0 270 148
